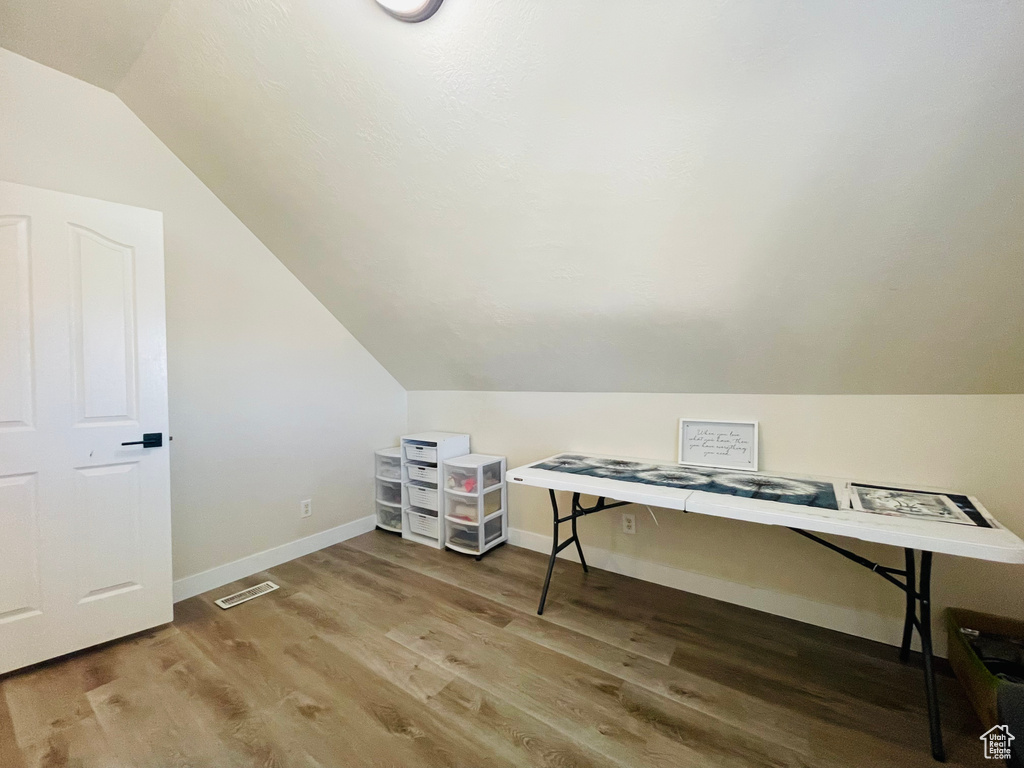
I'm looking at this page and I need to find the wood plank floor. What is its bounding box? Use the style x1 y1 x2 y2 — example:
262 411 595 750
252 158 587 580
1 531 992 767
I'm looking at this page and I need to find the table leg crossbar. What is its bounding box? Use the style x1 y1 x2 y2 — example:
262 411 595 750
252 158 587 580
534 491 947 762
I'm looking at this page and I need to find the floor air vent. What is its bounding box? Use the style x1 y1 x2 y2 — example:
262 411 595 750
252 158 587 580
215 581 279 609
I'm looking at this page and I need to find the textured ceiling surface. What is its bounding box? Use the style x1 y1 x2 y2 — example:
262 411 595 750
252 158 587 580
0 0 175 90
12 1 1024 392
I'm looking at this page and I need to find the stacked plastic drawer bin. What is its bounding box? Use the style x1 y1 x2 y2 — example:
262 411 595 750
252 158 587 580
442 454 507 559
401 432 470 549
374 447 403 533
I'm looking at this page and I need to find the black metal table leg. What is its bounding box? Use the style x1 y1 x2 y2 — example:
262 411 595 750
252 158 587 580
919 551 946 762
900 548 916 663
571 495 589 573
537 489 562 615
537 544 558 615
536 491 630 615
538 491 590 614
790 532 946 761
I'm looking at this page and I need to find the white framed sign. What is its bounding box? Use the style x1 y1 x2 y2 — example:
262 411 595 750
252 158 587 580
678 419 759 471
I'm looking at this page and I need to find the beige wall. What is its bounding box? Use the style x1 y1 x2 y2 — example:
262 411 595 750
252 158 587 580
0 48 407 580
409 391 1024 654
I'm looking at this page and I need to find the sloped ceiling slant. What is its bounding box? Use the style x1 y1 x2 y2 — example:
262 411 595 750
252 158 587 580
6 0 1024 393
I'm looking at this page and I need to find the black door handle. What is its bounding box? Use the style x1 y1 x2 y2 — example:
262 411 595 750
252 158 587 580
122 432 163 448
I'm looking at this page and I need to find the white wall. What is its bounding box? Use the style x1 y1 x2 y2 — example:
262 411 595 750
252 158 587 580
114 0 1024 394
409 391 1024 654
0 48 407 582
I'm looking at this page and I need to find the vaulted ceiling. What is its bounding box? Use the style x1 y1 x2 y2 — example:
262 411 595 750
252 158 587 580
3 1 1023 392
0 0 175 90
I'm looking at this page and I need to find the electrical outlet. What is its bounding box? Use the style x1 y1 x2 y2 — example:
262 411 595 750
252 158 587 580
301 499 313 518
622 512 636 534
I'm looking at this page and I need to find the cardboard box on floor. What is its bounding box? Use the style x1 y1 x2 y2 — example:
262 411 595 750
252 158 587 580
947 608 1024 766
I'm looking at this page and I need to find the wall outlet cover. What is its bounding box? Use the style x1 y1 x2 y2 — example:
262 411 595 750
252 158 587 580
622 512 636 534
301 499 313 518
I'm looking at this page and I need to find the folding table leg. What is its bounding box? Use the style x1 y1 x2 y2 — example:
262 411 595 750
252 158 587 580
537 489 561 615
900 548 916 663
571 500 589 573
919 551 945 762
537 490 591 615
790 532 946 761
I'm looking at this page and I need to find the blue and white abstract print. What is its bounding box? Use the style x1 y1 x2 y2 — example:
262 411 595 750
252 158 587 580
532 454 839 509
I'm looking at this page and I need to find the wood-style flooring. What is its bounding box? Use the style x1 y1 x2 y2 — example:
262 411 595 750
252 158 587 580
0 531 991 767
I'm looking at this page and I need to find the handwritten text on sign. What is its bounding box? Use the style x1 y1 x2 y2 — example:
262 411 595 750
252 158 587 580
680 420 758 470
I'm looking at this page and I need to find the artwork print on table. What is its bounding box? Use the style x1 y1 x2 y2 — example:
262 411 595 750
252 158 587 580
679 419 759 471
850 484 980 526
532 454 838 509
529 456 991 526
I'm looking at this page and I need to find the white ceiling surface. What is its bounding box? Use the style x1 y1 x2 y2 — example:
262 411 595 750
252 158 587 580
12 1 1024 392
0 0 175 90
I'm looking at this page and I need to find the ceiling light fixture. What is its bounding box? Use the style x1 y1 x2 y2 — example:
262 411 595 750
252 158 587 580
374 0 444 22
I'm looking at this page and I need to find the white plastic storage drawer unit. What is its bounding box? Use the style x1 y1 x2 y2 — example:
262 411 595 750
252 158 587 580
442 454 507 558
399 432 470 549
373 447 404 534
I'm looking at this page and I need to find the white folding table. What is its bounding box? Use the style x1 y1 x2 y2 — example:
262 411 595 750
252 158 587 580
507 453 1024 762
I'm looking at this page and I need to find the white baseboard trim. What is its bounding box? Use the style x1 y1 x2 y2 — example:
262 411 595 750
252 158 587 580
507 527 946 657
173 515 377 603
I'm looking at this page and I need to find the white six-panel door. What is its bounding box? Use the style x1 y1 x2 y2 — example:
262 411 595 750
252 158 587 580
0 181 172 675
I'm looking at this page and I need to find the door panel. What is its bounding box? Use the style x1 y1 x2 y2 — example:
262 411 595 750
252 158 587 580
70 225 138 424
0 216 34 431
74 463 142 603
0 473 41 623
